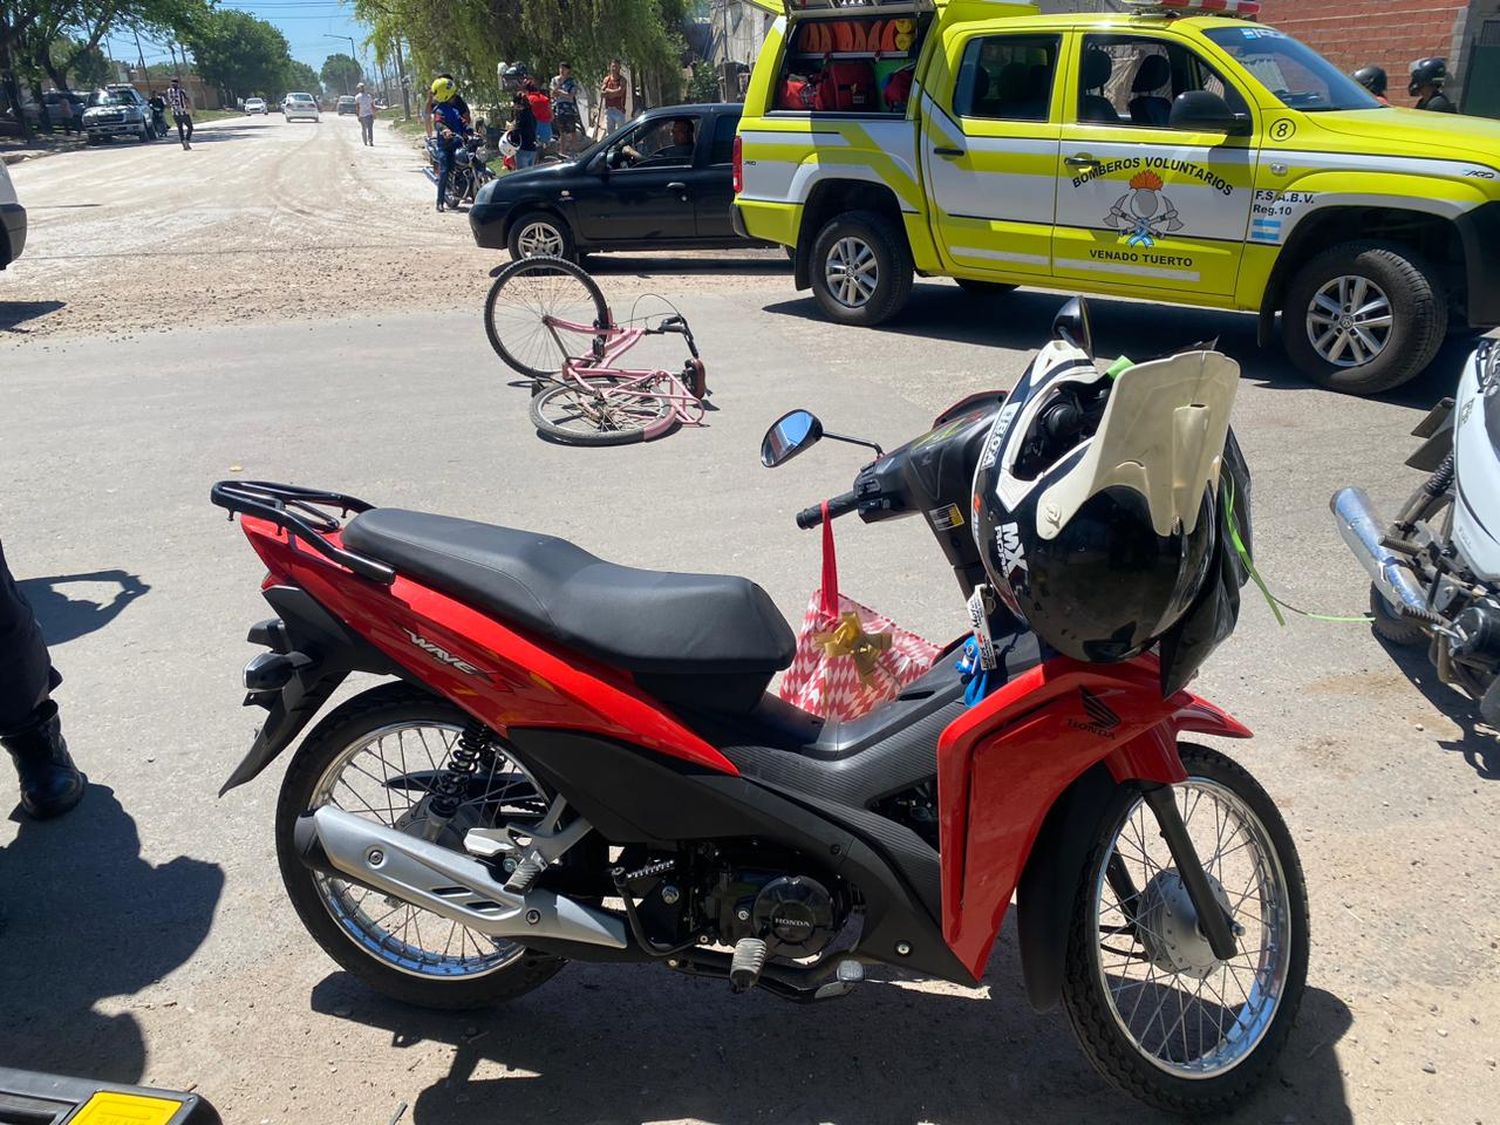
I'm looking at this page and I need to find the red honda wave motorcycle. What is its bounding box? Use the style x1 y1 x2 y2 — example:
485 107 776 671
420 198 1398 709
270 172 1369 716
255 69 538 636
212 319 1307 1115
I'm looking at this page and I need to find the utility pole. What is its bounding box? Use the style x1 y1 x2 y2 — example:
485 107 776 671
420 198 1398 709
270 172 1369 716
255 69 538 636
132 25 149 90
324 33 359 95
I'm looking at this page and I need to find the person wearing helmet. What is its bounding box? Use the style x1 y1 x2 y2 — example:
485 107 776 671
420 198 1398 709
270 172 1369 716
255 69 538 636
1352 65 1389 106
969 303 1252 695
429 76 467 211
1409 57 1456 112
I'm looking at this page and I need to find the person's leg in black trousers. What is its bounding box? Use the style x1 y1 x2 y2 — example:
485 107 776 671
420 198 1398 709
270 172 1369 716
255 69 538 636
0 538 85 819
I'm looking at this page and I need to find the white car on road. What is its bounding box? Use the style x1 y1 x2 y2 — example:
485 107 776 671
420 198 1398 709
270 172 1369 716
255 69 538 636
284 93 320 123
0 159 25 270
244 97 268 115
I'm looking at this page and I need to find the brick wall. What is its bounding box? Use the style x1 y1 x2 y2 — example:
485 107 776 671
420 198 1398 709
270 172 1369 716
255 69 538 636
1255 0 1467 105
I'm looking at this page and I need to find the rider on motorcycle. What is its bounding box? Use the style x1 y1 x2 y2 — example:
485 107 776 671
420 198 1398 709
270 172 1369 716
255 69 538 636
429 77 467 212
1352 65 1390 106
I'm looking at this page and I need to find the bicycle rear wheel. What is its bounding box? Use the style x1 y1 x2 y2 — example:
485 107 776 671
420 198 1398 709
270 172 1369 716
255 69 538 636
529 377 676 446
485 256 609 382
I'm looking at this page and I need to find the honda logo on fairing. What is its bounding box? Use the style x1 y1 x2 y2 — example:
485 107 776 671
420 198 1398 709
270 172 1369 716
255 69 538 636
1069 689 1121 737
405 630 482 675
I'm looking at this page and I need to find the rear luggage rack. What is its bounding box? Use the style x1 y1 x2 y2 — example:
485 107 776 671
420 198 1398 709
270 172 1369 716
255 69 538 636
210 480 396 584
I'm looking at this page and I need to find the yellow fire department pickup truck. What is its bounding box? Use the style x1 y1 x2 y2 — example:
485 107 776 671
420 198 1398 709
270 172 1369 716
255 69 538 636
732 0 1500 394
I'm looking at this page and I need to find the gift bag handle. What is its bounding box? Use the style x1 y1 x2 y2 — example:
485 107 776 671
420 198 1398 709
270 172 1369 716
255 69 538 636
820 500 839 619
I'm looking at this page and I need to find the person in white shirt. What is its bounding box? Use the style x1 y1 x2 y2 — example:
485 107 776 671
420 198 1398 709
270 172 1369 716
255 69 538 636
354 82 376 146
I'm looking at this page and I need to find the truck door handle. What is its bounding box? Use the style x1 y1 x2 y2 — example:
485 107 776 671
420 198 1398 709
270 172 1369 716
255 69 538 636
668 181 688 193
933 146 965 158
1065 154 1100 168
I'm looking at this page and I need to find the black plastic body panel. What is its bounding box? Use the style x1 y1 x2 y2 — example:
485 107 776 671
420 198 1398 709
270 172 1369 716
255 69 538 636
219 585 402 795
506 727 977 983
1457 201 1500 327
0 1065 221 1124
1014 763 1121 1012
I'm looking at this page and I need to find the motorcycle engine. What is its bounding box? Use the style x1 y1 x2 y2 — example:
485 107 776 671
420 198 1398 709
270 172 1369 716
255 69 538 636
712 867 846 960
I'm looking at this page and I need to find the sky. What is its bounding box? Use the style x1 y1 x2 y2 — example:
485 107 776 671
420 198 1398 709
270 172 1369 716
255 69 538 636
106 0 373 79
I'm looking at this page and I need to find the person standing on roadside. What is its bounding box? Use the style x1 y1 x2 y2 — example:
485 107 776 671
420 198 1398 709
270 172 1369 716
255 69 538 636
512 90 538 169
164 76 193 149
354 81 376 146
147 89 167 137
0 538 86 820
550 62 581 156
1409 57 1457 112
600 59 627 137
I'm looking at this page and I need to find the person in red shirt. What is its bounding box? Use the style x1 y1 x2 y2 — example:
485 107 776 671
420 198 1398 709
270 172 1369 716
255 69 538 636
524 79 553 147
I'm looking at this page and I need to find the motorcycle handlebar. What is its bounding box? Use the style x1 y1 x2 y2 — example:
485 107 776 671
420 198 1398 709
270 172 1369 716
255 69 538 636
796 490 859 529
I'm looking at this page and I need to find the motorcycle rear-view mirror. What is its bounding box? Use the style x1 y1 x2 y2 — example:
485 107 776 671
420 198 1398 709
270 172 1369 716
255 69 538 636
761 409 823 468
1052 296 1094 360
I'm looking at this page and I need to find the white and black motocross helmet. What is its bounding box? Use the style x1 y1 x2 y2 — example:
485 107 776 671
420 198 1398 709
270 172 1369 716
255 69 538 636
971 298 1253 693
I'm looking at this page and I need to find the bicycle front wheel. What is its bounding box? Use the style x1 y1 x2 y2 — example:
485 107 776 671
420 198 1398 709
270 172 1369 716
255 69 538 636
529 377 675 446
484 256 609 382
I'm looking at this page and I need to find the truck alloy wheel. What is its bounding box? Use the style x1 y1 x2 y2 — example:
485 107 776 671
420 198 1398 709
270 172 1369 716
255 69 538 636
824 235 879 309
1305 275 1392 368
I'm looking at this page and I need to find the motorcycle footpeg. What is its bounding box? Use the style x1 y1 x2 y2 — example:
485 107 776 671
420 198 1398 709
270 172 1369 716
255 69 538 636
729 937 767 993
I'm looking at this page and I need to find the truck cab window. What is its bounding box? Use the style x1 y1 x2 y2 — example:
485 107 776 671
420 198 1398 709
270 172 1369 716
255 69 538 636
1078 34 1249 128
954 35 1060 122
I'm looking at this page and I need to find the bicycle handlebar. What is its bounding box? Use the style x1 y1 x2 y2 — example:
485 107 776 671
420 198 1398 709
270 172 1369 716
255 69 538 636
796 490 859 529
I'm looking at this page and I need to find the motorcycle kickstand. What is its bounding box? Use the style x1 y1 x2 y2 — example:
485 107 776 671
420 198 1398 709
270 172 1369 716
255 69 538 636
1139 784 1240 961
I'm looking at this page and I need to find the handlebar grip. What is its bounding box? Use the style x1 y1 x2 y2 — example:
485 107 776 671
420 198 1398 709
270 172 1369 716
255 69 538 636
796 491 859 529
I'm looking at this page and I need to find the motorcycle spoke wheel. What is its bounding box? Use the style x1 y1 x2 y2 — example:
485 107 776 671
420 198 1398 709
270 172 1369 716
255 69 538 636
307 719 546 980
529 376 675 446
1062 744 1308 1114
484 256 609 382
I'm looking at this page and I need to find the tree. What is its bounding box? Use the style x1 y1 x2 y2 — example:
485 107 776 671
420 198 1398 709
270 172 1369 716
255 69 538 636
279 58 320 97
182 7 291 101
319 51 359 95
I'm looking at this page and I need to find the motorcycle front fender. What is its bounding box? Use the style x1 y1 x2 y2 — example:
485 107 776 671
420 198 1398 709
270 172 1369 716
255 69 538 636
937 654 1252 983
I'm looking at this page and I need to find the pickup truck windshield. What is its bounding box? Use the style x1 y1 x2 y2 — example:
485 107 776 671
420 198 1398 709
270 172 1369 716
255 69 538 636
87 90 138 107
1204 27 1381 112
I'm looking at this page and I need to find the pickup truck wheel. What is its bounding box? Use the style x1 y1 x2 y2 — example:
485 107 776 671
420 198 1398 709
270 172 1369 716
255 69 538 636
956 278 1018 297
1282 241 1444 396
810 210 913 326
508 213 575 262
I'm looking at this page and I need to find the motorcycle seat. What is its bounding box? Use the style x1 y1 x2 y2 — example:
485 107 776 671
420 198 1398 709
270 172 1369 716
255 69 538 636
343 509 797 684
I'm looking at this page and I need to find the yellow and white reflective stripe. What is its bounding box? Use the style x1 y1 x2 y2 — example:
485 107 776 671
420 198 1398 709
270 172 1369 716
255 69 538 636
950 246 1051 266
1055 256 1202 282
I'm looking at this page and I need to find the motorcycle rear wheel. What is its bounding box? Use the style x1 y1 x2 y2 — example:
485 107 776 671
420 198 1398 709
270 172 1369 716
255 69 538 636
275 682 566 1009
1061 743 1308 1114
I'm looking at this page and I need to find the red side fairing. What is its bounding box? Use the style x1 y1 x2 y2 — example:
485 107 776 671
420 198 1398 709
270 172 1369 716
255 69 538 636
936 654 1251 979
239 515 738 775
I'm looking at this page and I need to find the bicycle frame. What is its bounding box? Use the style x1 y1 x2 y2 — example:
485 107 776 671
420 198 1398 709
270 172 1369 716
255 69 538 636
542 314 706 439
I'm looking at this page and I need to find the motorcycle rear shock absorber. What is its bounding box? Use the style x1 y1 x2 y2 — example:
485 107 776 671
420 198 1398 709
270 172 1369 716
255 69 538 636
426 719 488 824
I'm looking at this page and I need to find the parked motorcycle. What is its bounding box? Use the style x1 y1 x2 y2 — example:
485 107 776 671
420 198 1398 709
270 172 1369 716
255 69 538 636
150 106 168 139
211 303 1307 1114
1333 339 1500 725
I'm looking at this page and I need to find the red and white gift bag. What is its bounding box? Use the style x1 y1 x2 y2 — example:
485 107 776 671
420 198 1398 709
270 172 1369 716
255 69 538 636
779 502 943 721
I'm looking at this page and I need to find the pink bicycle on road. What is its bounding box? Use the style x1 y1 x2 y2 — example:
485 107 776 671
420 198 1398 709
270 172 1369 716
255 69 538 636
483 257 708 446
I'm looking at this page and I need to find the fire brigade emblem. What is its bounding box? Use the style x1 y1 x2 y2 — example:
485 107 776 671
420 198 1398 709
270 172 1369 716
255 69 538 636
1106 170 1183 248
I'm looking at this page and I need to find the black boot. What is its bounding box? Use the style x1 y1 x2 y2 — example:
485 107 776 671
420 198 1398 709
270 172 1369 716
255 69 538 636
2 701 85 819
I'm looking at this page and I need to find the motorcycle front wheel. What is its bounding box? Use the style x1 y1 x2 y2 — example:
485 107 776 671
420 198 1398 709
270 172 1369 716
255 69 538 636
1061 743 1309 1114
275 682 566 1009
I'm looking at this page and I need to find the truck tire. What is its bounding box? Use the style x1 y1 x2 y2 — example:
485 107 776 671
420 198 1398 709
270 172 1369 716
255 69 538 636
1281 241 1445 396
810 210 913 327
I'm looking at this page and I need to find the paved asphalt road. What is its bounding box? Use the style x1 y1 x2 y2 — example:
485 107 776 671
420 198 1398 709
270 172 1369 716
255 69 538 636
1 116 1498 1124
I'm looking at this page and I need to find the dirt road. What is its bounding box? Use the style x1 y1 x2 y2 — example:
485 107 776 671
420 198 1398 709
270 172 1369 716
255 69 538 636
1 113 786 339
2 113 1499 1125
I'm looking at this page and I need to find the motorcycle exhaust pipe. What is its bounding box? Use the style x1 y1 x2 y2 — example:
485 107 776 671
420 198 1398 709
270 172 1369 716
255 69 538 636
293 805 628 950
1330 487 1433 618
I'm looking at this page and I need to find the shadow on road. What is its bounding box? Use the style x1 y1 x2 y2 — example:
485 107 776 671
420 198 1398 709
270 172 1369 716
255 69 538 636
587 252 789 277
17 569 150 645
0 300 66 334
1380 636 1500 779
310 925 1353 1124
0 785 224 1084
765 285 1467 409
